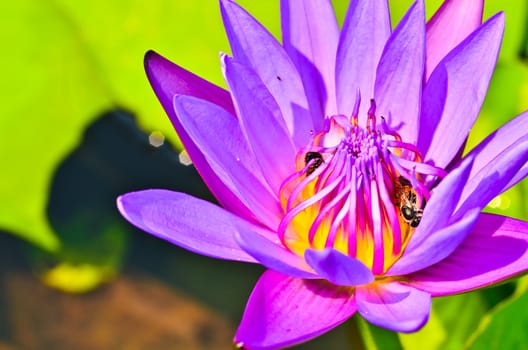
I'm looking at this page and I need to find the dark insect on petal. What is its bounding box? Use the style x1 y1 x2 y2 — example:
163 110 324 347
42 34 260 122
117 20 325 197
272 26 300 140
305 151 324 175
401 206 415 221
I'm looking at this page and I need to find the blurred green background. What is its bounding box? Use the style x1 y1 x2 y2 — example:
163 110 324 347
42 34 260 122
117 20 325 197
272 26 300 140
0 0 526 349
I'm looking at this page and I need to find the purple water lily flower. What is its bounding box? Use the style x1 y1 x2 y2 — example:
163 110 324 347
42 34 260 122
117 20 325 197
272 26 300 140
118 0 528 348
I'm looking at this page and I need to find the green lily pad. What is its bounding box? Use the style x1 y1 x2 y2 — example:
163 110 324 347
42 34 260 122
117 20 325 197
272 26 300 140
0 0 112 250
0 0 283 250
399 292 488 350
466 290 528 350
354 314 404 350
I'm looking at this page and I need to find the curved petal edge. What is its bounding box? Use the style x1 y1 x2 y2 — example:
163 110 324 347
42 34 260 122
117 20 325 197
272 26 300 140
408 213 528 296
356 281 431 333
304 248 374 286
235 270 356 350
117 189 257 262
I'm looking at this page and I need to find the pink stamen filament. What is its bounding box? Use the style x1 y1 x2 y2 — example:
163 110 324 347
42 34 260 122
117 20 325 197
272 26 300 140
386 140 423 162
308 173 351 244
346 170 358 257
380 116 401 142
376 162 402 255
278 171 345 246
285 160 329 211
393 154 448 178
278 100 446 276
325 155 355 248
370 175 384 274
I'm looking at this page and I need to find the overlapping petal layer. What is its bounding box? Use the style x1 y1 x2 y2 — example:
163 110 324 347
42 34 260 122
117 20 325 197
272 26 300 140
119 0 528 348
304 248 374 286
462 110 528 195
409 214 528 296
223 58 297 194
336 0 391 120
374 0 425 145
419 13 504 168
235 270 356 350
221 0 313 149
144 51 253 219
281 0 339 122
235 228 317 279
173 94 282 228
425 0 483 78
117 189 260 262
356 282 431 332
390 131 528 275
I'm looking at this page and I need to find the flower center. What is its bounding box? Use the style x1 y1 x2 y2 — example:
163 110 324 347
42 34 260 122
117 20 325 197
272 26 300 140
278 99 446 275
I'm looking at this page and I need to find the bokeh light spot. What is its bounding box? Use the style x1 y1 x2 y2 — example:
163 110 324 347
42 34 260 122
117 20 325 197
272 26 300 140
149 131 165 147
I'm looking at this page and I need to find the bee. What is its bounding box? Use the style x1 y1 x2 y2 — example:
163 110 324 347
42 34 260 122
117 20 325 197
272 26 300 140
394 176 423 228
304 151 323 175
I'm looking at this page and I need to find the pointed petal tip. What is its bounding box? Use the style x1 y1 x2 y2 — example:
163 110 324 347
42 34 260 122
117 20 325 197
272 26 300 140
479 10 505 39
484 11 505 37
494 10 505 22
144 49 155 62
235 270 356 350
116 193 129 218
117 191 149 226
220 51 231 71
220 0 241 17
143 49 166 76
116 189 260 263
144 49 157 61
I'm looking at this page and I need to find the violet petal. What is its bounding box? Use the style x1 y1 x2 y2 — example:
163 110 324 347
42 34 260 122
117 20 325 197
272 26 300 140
425 0 483 79
145 50 234 114
356 282 431 333
408 213 528 296
419 13 504 168
304 248 374 286
402 151 474 241
223 57 297 194
234 270 356 350
388 207 481 276
387 157 479 275
336 0 391 121
457 134 528 213
235 229 317 279
173 95 282 230
117 189 259 262
220 0 313 148
281 0 339 120
462 111 528 197
375 0 425 146
456 136 528 215
390 134 527 276
144 51 252 218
